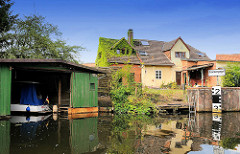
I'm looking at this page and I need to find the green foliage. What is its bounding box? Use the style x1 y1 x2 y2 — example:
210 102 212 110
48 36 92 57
220 138 240 149
110 65 157 114
222 63 240 87
0 0 17 33
95 37 135 67
145 88 186 104
1 15 83 63
111 84 131 114
127 95 158 115
160 81 179 89
0 0 18 48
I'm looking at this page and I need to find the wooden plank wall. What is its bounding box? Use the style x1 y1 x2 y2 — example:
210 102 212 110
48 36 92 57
98 67 120 96
0 65 11 116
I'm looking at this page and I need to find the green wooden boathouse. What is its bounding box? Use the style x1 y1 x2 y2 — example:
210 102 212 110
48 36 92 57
0 59 105 116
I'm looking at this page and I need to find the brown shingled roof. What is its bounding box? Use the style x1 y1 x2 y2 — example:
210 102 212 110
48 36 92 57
134 40 174 66
82 63 96 67
108 55 141 64
216 54 240 62
106 36 211 66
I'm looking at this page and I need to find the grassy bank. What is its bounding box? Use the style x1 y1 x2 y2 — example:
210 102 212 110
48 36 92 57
144 89 187 105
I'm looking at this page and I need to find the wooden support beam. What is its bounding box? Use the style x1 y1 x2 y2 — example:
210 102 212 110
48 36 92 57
68 107 98 115
188 71 190 86
68 113 98 119
58 79 62 107
201 69 204 87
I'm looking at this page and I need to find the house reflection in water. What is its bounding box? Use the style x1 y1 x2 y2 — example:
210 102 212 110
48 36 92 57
140 118 193 153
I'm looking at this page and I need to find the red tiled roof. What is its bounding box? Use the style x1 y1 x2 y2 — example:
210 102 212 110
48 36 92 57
82 63 96 67
216 54 240 62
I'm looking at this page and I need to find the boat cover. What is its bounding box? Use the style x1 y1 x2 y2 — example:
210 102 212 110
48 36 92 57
20 84 44 105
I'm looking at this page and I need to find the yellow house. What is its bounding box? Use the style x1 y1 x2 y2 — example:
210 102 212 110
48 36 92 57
137 37 211 88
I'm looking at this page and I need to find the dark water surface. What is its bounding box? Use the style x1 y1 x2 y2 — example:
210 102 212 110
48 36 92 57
1 112 240 154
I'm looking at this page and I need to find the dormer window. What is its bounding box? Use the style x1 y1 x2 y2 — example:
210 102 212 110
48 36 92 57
141 41 149 46
197 52 205 57
116 48 129 55
139 50 148 56
175 52 185 58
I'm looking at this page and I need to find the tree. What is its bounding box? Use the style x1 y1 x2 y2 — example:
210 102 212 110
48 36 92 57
222 63 240 87
0 0 18 48
2 15 83 63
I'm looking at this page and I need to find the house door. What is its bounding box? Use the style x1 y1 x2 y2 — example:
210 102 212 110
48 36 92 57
176 72 181 85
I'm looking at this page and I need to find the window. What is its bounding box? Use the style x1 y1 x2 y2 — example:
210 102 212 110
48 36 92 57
141 41 149 46
90 83 95 90
155 70 161 79
197 52 205 57
138 50 148 56
117 49 120 54
175 52 186 58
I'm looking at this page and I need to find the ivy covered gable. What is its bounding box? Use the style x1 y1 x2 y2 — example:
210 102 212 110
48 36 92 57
95 37 136 67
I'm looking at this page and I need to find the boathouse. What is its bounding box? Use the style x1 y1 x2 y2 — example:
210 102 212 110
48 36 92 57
0 59 105 116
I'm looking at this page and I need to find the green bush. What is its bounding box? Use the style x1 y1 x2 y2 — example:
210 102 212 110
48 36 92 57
127 95 158 115
221 138 240 149
222 63 240 87
160 82 179 89
110 83 131 114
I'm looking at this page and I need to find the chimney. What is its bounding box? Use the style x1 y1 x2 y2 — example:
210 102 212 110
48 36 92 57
128 29 133 45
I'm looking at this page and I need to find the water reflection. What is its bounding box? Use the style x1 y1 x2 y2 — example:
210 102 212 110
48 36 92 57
0 120 10 154
70 117 98 153
2 112 240 153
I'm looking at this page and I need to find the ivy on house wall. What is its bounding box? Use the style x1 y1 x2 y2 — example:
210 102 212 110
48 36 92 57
95 37 135 67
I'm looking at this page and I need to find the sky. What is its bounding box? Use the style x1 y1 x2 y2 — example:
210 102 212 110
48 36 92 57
12 0 240 63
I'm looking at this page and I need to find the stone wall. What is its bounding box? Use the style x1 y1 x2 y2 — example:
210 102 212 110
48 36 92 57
188 87 240 112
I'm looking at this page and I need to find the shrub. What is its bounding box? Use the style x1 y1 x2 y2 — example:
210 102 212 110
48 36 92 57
222 63 240 87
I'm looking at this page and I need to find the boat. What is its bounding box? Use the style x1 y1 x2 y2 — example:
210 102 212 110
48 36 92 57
11 104 52 113
10 114 51 123
11 81 52 113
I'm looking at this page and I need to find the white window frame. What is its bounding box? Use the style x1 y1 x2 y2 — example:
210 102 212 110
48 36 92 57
155 70 161 79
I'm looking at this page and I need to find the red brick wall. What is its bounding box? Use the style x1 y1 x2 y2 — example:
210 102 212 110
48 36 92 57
181 60 217 87
110 64 141 83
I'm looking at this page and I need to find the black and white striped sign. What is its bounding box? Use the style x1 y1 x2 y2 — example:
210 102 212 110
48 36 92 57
212 86 222 112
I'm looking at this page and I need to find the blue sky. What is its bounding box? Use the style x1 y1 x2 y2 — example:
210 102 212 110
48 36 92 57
12 0 240 63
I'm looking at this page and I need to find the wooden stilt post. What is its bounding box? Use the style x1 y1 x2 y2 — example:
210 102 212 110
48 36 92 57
201 69 204 87
58 78 62 107
188 71 190 86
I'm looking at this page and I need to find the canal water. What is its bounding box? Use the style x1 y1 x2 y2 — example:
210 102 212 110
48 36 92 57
1 112 240 154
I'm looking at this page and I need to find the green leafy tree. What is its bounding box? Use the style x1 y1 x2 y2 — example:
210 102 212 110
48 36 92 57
222 63 240 87
2 15 83 63
0 0 18 48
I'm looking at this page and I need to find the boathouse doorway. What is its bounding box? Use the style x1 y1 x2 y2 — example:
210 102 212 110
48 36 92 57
11 68 71 108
